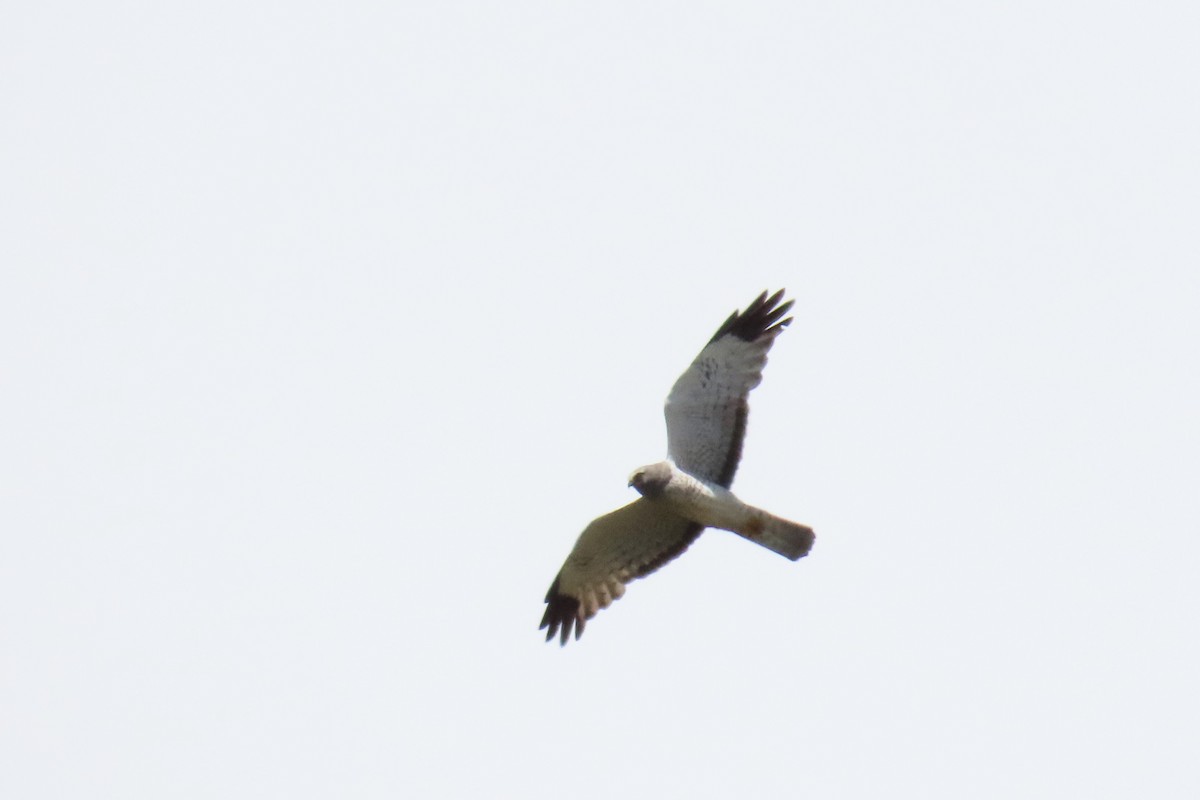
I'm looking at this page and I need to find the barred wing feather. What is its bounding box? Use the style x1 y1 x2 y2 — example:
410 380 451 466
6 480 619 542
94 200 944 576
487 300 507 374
540 500 702 645
664 290 793 487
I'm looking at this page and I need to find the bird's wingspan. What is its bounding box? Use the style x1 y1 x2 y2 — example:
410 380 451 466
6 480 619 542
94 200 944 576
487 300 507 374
664 290 794 487
540 500 703 645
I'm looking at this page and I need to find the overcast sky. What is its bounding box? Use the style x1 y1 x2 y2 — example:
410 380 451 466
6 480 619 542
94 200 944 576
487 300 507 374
3 2 1198 798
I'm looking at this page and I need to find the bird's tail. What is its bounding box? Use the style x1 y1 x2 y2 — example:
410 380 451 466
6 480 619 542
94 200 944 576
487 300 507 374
735 508 815 561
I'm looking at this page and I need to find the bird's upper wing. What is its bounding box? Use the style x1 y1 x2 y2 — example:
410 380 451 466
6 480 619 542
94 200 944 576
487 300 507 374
664 289 794 487
540 499 703 645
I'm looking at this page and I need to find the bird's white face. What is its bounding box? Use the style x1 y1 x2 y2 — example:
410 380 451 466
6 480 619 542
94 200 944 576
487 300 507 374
628 462 672 498
628 469 646 491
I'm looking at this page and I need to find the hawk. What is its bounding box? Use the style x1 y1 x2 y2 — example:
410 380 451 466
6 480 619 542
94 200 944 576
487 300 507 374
540 289 814 645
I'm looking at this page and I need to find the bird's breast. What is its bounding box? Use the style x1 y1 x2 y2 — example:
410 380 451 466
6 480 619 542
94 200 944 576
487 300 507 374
660 467 748 531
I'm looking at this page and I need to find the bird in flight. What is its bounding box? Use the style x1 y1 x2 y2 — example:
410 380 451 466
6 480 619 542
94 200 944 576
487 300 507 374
540 289 814 645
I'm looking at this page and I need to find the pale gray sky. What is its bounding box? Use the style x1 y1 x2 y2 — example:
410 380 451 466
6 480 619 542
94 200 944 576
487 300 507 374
3 2 1198 798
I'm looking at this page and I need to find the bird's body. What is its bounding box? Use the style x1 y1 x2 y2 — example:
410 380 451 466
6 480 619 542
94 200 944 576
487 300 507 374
630 460 748 530
628 461 814 560
540 290 814 645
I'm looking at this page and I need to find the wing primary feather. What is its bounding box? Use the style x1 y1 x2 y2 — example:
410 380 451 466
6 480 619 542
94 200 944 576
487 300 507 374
709 309 740 343
540 576 580 645
708 289 794 344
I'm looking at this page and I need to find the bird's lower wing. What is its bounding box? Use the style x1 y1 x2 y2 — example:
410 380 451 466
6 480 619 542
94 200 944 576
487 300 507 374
540 499 703 645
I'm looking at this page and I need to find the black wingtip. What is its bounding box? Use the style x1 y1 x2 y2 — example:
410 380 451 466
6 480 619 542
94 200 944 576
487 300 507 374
709 289 794 344
540 576 582 646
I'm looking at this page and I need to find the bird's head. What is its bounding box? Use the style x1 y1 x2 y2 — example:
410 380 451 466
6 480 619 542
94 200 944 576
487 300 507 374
628 462 673 498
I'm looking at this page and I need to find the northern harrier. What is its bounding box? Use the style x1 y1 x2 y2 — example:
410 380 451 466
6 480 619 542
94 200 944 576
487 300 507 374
540 290 814 645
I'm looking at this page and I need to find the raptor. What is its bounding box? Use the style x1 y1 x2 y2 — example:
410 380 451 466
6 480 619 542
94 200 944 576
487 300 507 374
540 290 815 645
